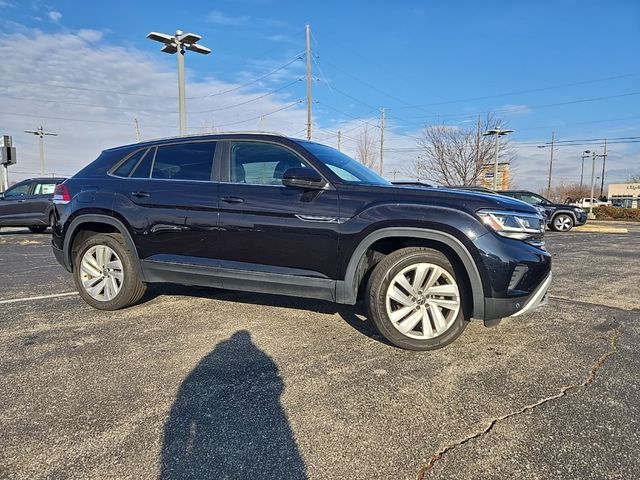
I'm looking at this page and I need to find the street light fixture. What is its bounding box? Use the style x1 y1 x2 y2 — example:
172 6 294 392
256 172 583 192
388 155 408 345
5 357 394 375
147 30 211 136
482 127 513 190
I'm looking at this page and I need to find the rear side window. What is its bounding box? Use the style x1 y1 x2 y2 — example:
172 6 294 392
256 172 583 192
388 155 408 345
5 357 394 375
113 149 149 177
131 149 155 179
152 143 216 181
33 182 57 195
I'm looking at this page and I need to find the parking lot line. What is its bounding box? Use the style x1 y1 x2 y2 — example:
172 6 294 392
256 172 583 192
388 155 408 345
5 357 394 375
0 292 78 305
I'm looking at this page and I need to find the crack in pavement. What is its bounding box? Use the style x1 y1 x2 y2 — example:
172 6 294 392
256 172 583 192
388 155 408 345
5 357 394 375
415 329 622 480
549 295 639 313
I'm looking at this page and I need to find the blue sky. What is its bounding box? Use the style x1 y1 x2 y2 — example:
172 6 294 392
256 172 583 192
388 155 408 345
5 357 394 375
0 0 639 189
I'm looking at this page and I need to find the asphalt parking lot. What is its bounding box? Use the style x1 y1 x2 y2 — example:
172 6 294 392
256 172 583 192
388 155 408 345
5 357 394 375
1 224 639 480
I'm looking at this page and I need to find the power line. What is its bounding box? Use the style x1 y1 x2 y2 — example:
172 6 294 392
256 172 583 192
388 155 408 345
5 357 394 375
0 53 304 100
214 100 303 128
386 72 640 110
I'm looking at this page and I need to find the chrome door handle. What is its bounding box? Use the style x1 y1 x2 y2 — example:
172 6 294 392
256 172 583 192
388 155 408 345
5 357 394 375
221 196 244 204
131 191 151 198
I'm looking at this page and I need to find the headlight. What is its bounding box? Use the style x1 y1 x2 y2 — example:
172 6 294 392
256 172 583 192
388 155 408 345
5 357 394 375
477 209 545 241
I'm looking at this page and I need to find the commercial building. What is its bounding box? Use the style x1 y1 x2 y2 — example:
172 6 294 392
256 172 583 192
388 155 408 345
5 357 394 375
608 183 640 208
478 162 510 190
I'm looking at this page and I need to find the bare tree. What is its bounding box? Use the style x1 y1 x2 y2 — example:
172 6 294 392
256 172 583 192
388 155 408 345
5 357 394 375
406 114 512 186
547 182 592 203
356 125 378 170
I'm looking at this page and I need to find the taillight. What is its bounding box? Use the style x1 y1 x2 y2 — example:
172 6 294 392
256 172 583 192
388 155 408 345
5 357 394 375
53 183 71 204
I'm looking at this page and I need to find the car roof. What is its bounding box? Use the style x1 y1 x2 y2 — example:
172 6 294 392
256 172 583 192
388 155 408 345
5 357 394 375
17 177 66 182
103 132 294 153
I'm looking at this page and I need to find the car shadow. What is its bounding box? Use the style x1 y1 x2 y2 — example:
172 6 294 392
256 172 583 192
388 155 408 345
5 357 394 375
0 228 51 236
160 330 307 480
141 284 386 346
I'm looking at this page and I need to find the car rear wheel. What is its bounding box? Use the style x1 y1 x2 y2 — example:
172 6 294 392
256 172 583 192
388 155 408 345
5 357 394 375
367 247 468 350
73 233 146 310
552 214 574 232
28 226 47 233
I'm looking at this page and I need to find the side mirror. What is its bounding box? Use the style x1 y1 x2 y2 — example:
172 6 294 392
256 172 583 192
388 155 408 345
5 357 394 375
282 167 328 190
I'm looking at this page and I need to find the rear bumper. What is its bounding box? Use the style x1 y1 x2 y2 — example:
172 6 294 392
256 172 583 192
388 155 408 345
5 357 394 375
52 243 71 272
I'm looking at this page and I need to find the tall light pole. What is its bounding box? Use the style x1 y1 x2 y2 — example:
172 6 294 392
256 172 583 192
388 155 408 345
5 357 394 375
580 151 590 188
147 30 211 136
24 126 57 175
483 127 513 190
305 24 312 140
537 131 556 198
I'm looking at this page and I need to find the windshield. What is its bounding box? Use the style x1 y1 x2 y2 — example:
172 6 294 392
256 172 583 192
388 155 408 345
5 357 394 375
298 141 391 186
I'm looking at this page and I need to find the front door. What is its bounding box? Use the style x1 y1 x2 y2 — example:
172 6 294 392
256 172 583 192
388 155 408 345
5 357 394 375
218 140 340 280
0 180 34 225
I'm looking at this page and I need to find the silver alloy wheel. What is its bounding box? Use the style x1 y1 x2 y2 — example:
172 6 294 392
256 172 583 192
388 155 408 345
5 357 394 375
385 262 460 339
554 215 572 231
80 245 124 301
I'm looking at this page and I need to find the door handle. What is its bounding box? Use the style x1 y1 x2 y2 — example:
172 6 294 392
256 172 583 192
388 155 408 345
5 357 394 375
131 191 151 198
17 199 26 203
221 196 244 204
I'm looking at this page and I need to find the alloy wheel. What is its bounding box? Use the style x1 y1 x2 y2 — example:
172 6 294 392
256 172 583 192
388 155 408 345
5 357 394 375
80 245 124 301
385 262 460 339
554 215 572 231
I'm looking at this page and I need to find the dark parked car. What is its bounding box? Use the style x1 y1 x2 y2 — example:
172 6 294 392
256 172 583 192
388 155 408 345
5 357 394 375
0 177 66 233
497 190 587 232
52 133 551 350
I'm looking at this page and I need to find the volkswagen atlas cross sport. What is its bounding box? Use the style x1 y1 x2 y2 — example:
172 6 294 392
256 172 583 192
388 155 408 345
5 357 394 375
52 133 551 351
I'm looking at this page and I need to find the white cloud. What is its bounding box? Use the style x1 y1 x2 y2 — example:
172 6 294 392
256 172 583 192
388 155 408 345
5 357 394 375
47 10 62 22
206 11 251 26
0 1 14 8
0 27 307 182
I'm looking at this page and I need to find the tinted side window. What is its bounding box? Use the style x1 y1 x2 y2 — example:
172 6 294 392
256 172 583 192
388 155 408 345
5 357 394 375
4 182 32 197
152 143 216 181
131 148 155 179
229 142 307 185
33 182 57 195
113 149 149 177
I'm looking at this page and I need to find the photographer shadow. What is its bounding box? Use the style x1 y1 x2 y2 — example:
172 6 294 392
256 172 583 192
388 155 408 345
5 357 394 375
160 330 307 480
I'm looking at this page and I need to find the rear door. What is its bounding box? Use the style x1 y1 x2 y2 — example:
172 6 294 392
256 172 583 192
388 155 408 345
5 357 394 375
217 140 340 281
110 140 220 266
24 180 59 224
0 181 34 225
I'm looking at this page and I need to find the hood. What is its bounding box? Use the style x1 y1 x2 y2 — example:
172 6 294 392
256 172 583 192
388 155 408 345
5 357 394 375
367 185 542 216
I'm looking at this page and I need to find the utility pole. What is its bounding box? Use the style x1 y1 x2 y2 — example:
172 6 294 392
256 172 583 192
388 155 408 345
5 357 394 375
589 151 597 219
546 131 555 198
599 138 608 198
259 115 265 131
337 130 342 151
580 151 589 188
391 169 400 181
134 118 141 142
24 126 57 175
305 24 312 140
379 107 385 176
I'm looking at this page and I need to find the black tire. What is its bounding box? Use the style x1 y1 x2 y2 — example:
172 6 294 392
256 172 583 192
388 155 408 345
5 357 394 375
28 226 47 233
49 212 55 228
73 233 146 310
367 247 468 351
551 213 574 232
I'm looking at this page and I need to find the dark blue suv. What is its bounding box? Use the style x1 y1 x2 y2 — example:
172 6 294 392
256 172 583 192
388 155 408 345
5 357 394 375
52 133 551 350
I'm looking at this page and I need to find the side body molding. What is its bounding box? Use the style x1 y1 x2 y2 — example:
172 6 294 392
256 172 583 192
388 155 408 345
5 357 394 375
336 227 486 319
62 214 143 277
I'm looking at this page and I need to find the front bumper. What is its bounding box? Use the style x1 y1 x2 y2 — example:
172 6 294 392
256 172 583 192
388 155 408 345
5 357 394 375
510 272 551 317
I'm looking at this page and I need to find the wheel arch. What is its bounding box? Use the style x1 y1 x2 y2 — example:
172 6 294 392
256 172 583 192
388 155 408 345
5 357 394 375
336 228 485 319
550 209 577 223
64 214 142 277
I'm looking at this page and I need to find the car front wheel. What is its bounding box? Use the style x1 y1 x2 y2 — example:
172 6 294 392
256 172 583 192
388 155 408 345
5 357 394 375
73 233 146 310
552 214 574 232
367 247 468 350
